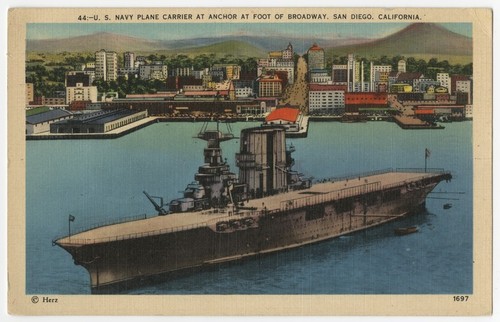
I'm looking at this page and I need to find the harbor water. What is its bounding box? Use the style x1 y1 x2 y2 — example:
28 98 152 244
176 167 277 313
26 120 473 294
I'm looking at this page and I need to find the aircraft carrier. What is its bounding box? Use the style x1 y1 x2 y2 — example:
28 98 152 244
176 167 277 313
54 124 452 293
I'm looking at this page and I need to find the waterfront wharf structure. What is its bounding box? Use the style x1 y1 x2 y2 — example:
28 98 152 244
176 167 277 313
26 108 73 134
50 109 148 134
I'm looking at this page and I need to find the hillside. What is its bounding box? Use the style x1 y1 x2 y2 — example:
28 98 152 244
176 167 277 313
27 32 162 53
27 33 267 59
327 23 472 63
26 24 472 64
161 40 267 58
27 32 366 56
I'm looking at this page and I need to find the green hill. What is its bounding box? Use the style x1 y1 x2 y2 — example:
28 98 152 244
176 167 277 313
327 23 472 64
161 40 267 58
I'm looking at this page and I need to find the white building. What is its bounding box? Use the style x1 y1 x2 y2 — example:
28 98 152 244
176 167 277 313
95 49 118 81
123 52 135 69
437 73 451 91
308 84 345 114
282 43 294 60
369 63 392 92
175 67 194 77
235 87 254 98
346 54 358 92
65 71 98 104
140 64 168 80
66 83 98 104
465 104 473 119
310 69 331 84
193 68 209 79
118 68 139 78
398 59 407 72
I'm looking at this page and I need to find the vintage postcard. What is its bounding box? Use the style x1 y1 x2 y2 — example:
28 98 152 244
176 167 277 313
7 7 492 315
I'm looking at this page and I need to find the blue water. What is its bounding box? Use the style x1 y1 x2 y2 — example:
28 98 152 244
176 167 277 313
26 120 473 294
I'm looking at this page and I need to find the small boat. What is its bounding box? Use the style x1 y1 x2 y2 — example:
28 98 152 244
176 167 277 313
443 203 452 209
394 226 419 236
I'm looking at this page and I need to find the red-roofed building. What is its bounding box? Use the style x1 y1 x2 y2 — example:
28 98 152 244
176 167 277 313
68 100 91 111
264 106 303 133
414 105 465 119
265 107 300 123
344 92 388 112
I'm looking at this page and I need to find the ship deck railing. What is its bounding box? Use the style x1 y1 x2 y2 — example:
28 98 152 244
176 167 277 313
280 168 448 212
395 168 446 173
52 213 150 245
322 167 446 184
55 221 209 245
323 168 393 183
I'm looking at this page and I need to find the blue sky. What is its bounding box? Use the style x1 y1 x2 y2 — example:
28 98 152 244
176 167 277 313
27 23 472 41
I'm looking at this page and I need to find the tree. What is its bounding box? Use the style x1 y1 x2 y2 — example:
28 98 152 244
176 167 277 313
427 58 439 68
462 63 473 76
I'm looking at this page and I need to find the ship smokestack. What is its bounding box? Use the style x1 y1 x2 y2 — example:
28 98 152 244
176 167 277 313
236 127 287 198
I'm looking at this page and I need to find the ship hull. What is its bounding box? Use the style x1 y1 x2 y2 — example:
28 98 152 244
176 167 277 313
58 178 442 293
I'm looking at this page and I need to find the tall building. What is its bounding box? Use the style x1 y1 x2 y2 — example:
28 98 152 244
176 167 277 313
139 63 168 80
436 73 451 91
175 67 194 77
257 60 295 84
212 64 241 80
26 83 34 105
65 71 98 104
258 43 296 84
369 63 392 92
332 65 348 83
456 79 472 104
398 59 407 73
95 50 106 80
307 43 325 71
309 69 331 84
282 43 293 60
123 52 135 69
346 54 358 92
65 71 94 87
95 49 118 81
308 84 346 114
257 75 283 97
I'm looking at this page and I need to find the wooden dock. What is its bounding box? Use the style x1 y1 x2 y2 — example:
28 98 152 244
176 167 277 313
393 115 444 130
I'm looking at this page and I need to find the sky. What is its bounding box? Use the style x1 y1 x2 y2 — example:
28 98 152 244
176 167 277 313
26 22 472 41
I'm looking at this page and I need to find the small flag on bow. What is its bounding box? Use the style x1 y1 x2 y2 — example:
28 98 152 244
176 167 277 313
425 148 431 159
69 214 75 222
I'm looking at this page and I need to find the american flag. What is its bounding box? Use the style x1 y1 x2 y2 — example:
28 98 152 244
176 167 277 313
425 148 431 159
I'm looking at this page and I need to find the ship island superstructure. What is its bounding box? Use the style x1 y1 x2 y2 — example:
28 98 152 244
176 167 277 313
55 124 451 292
